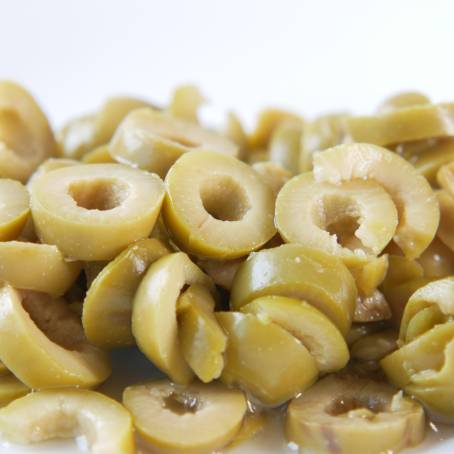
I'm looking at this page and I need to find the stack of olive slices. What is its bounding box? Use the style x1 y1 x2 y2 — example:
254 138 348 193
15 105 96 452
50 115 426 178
0 82 453 454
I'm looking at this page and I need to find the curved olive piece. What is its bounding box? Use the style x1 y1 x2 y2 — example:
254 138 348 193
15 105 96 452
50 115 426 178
350 329 397 362
30 163 165 260
247 108 301 150
230 244 357 336
406 138 454 186
216 311 318 406
242 296 349 374
0 81 57 181
27 157 79 189
224 112 248 160
0 179 30 241
82 238 170 348
276 172 398 263
344 102 454 146
58 96 151 159
299 112 349 172
81 144 116 163
0 389 134 454
0 241 81 296
313 143 439 259
132 252 214 384
268 120 303 174
0 375 29 405
286 375 425 454
348 254 388 297
251 161 291 196
123 380 247 454
377 91 430 114
110 108 239 177
0 287 111 389
417 237 454 278
167 84 205 123
163 151 276 259
399 277 454 343
177 284 227 383
437 190 454 251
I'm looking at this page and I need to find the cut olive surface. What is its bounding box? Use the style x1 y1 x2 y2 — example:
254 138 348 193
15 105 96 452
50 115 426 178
348 254 389 297
0 389 134 454
163 151 276 259
0 81 57 181
286 375 425 454
110 108 238 177
0 241 81 296
58 96 151 159
0 286 111 388
132 252 214 384
177 284 227 383
313 143 439 259
123 380 247 454
251 161 291 196
82 238 170 348
230 244 357 336
242 296 349 374
30 163 165 260
0 179 30 241
216 311 318 406
276 172 398 262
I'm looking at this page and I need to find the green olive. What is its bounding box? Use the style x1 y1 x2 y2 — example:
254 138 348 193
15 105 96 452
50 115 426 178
230 244 357 336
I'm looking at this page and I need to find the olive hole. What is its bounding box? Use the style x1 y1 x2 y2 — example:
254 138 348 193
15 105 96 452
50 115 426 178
322 194 362 250
163 391 201 415
326 395 386 416
200 176 251 221
69 178 129 211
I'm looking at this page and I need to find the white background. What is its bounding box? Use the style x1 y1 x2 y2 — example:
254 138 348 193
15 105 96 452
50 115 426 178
2 0 454 453
2 0 454 128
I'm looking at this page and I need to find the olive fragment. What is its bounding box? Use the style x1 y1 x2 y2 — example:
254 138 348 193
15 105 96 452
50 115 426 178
123 380 247 454
230 244 357 336
286 375 425 454
30 163 165 260
0 389 134 454
0 286 111 388
0 179 30 241
177 284 227 383
0 81 57 181
216 311 318 406
132 252 214 384
82 238 169 348
164 151 276 259
110 108 238 177
313 143 439 259
0 241 81 296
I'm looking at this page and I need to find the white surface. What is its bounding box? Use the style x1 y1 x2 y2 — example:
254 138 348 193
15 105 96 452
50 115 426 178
2 0 454 452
